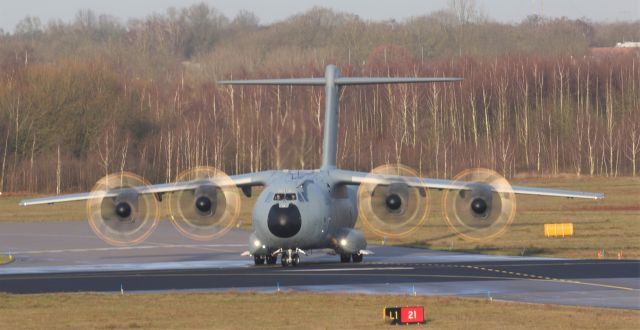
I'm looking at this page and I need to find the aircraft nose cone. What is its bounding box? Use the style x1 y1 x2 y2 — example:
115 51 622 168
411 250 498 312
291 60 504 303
267 204 302 238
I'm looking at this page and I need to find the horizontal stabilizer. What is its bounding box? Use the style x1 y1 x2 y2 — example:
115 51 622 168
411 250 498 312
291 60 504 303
335 77 462 85
219 78 326 86
218 77 462 86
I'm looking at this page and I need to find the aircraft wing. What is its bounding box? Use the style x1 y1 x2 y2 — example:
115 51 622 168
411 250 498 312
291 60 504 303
19 171 276 206
331 169 604 200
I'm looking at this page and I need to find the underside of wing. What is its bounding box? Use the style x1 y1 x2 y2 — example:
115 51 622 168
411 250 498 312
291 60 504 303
19 170 275 206
331 169 604 200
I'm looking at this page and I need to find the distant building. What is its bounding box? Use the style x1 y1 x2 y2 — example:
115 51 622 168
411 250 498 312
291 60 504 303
615 42 640 48
590 41 640 58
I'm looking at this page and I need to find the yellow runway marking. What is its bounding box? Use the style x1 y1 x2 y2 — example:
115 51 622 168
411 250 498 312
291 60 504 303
437 264 639 292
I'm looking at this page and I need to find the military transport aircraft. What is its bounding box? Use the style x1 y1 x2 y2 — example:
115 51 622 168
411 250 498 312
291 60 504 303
20 65 603 267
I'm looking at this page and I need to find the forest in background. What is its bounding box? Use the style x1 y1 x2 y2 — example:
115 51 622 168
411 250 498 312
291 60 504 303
0 3 639 193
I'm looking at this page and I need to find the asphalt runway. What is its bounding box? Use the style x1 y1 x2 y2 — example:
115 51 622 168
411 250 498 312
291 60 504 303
1 221 638 309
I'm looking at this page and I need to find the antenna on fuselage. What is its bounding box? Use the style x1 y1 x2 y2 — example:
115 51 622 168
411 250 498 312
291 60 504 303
218 65 462 170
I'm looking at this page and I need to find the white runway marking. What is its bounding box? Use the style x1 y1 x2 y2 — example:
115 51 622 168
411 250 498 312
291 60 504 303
11 244 246 254
0 259 252 275
282 267 414 272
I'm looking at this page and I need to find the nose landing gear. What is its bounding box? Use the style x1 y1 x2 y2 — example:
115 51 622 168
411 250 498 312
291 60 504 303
278 248 305 267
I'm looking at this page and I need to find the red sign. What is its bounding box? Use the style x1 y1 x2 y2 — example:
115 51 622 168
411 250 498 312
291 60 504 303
400 306 424 323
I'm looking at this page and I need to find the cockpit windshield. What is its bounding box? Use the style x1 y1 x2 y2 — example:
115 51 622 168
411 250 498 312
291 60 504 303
274 193 297 201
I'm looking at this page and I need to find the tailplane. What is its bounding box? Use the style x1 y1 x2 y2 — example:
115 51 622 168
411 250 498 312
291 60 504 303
219 65 462 169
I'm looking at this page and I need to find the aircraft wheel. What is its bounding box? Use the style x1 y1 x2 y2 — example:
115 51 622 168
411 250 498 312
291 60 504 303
266 255 278 264
352 254 363 263
292 253 300 266
340 254 351 263
254 255 265 265
281 253 289 267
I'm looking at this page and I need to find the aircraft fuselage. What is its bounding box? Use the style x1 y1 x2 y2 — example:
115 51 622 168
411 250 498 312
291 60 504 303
248 169 365 258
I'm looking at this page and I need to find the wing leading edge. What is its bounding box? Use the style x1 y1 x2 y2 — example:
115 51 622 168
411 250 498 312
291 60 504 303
19 171 275 206
331 169 604 200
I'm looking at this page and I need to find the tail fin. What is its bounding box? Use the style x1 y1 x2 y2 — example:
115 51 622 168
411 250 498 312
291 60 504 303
219 65 462 169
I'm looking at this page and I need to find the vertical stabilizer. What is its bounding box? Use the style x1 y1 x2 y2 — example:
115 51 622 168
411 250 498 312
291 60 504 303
321 65 340 169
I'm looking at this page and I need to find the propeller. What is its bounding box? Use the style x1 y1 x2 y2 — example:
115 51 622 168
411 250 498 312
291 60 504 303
442 168 517 242
86 172 159 246
357 164 430 239
167 166 241 241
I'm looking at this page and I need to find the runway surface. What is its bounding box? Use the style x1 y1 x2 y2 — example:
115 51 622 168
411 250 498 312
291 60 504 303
1 221 638 309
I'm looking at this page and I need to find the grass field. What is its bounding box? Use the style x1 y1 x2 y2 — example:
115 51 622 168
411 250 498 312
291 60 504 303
0 291 638 329
1 176 638 259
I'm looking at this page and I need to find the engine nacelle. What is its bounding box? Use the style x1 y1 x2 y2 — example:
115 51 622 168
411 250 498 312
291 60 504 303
193 184 218 216
459 182 493 218
357 163 430 239
443 168 517 241
100 189 139 223
168 167 242 241
87 172 160 246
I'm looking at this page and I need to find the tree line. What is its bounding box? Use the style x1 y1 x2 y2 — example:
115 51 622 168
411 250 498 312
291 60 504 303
0 4 638 193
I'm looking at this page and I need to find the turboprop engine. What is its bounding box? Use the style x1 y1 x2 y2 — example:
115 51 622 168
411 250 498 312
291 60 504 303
443 168 517 241
357 164 430 239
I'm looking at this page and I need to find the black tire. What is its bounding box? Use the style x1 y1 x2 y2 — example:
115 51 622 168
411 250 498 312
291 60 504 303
281 254 289 267
352 254 363 263
292 254 300 266
254 255 265 265
340 254 351 263
266 255 277 264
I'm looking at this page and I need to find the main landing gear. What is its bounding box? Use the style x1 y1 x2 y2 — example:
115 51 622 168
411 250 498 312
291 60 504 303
339 253 363 263
254 255 278 265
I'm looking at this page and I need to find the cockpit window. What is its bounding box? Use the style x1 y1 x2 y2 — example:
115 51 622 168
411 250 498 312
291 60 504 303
274 193 297 201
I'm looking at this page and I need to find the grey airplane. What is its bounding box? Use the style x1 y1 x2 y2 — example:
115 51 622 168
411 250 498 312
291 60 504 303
20 65 604 267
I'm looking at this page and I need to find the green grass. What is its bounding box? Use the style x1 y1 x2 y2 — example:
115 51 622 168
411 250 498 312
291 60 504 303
1 176 638 259
0 292 637 329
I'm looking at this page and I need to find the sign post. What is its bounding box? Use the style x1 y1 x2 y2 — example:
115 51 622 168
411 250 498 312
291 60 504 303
384 306 426 325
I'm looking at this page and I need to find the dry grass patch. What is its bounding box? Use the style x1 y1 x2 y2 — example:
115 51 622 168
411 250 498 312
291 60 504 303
0 291 638 329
